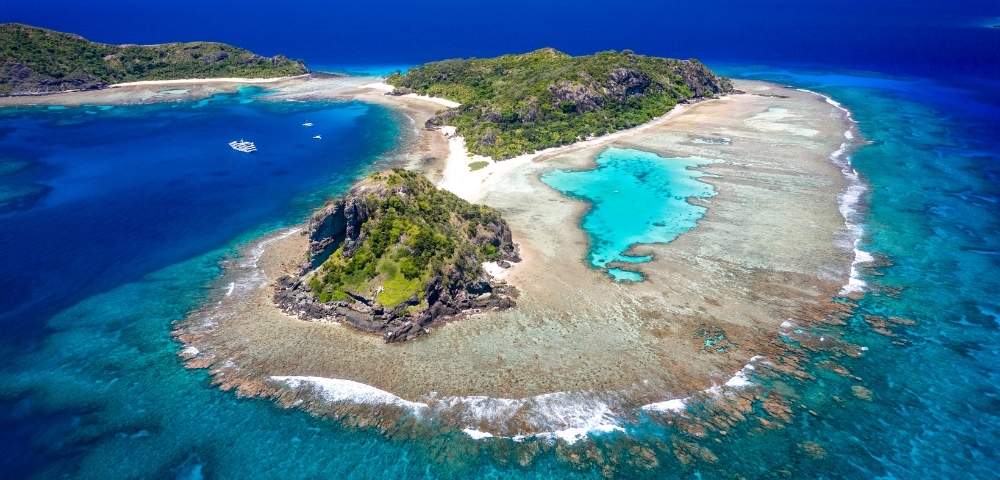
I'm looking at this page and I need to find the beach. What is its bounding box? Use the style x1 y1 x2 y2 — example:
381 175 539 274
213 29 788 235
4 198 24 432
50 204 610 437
0 74 321 106
166 77 861 439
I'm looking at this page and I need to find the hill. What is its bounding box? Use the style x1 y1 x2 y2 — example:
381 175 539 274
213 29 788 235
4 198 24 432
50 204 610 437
274 169 520 342
0 23 308 95
386 48 733 159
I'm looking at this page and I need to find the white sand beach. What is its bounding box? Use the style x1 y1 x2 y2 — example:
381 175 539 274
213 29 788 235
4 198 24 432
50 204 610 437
108 74 309 88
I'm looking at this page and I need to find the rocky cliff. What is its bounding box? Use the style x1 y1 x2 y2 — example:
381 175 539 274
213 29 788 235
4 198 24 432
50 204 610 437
275 169 520 342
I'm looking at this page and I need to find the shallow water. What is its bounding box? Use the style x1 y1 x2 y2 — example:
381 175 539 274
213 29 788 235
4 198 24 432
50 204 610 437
541 148 715 281
0 68 998 478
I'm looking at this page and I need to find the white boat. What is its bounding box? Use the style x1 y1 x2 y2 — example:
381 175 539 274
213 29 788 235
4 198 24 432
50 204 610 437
302 122 314 127
228 139 257 153
312 134 322 140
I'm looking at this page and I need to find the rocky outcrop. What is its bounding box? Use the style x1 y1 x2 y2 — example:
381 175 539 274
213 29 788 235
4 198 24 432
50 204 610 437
0 62 107 95
274 170 520 342
548 80 604 113
274 266 518 343
674 59 733 97
304 193 373 267
606 67 655 100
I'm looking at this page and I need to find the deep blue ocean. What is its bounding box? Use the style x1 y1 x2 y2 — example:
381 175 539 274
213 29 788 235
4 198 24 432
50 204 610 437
1 2 999 478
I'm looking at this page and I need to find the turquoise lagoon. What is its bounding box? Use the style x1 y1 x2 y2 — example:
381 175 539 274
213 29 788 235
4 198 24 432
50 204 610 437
542 147 715 281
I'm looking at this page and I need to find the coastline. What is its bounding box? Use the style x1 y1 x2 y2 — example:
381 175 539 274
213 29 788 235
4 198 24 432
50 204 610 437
107 74 310 88
171 77 866 441
0 73 342 107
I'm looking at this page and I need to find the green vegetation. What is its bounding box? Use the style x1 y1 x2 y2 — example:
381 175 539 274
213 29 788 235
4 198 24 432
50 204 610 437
309 169 511 308
468 160 489 171
0 23 307 95
387 48 732 159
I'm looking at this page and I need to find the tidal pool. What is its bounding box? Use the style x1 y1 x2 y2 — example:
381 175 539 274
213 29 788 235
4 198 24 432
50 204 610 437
541 147 715 281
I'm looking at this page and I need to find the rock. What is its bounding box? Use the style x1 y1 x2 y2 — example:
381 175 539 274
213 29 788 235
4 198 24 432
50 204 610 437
851 385 873 401
675 59 733 97
548 80 603 113
605 68 654 100
305 200 345 267
273 169 520 342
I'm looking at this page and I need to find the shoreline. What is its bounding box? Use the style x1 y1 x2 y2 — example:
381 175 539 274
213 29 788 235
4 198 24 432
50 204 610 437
640 86 867 415
0 73 343 107
107 74 309 88
171 77 866 441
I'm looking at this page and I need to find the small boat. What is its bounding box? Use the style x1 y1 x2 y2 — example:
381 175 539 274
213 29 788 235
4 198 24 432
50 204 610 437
228 139 257 153
302 122 314 127
312 134 322 140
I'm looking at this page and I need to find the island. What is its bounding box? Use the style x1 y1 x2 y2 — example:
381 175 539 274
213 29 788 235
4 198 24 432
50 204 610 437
273 169 520 342
0 23 307 96
387 48 733 159
0 31 864 445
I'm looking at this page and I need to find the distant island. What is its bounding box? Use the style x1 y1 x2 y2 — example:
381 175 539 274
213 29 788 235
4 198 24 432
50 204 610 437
274 169 520 342
0 23 307 96
387 48 733 158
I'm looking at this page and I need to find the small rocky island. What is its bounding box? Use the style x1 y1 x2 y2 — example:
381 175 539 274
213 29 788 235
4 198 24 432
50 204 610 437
274 169 520 342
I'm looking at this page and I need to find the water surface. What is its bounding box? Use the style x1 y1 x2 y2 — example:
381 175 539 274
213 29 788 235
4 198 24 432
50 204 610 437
0 69 997 479
542 147 715 281
0 88 397 335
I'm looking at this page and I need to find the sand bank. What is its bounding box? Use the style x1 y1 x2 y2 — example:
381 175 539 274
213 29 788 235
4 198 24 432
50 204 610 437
0 73 340 107
108 74 308 88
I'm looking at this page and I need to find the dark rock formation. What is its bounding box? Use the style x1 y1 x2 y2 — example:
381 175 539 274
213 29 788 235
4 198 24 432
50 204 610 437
548 80 604 113
274 170 520 343
675 59 734 97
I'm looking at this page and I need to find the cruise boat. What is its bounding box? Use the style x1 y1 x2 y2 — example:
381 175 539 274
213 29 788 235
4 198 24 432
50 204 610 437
228 139 257 153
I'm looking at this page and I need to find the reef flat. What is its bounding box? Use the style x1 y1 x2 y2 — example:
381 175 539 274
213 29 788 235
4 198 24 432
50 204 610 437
172 75 860 440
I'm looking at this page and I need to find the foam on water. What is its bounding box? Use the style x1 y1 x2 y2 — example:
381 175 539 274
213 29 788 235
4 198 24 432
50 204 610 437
798 89 871 295
439 391 625 444
462 428 494 440
271 376 430 413
263 371 628 444
641 356 764 414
